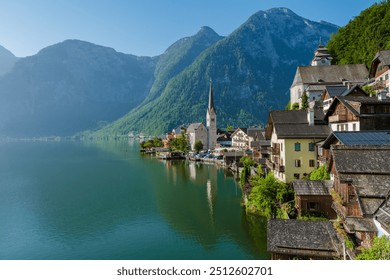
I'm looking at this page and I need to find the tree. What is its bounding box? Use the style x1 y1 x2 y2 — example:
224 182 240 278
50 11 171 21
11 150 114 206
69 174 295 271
194 140 204 153
248 172 294 218
356 236 390 260
363 85 376 96
309 164 330 180
240 156 256 188
226 125 234 132
170 134 189 152
291 102 299 110
301 93 309 110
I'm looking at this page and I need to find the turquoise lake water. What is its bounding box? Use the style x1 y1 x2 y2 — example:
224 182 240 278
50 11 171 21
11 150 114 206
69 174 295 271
0 140 269 260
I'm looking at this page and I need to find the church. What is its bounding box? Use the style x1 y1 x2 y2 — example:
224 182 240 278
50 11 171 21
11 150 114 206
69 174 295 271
187 80 217 151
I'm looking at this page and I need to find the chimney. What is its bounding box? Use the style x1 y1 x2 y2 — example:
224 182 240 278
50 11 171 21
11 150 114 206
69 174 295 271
307 108 315 126
378 90 387 101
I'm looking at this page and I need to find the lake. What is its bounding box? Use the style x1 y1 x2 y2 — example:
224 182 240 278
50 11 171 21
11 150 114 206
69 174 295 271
0 140 269 260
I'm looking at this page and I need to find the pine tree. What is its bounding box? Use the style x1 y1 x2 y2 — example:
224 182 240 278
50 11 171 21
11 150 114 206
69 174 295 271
301 93 309 110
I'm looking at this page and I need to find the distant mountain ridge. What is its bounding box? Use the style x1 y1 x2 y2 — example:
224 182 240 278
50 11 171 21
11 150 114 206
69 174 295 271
0 8 339 137
94 7 338 137
0 45 19 76
0 40 157 136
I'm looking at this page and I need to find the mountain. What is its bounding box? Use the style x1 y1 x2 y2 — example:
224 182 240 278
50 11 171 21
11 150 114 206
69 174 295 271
95 8 338 137
0 40 157 137
143 26 224 104
327 0 390 67
0 45 19 76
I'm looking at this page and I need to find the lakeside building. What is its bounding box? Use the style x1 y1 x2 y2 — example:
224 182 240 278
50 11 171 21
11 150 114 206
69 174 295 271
290 45 368 108
328 145 390 248
265 109 330 183
267 219 343 260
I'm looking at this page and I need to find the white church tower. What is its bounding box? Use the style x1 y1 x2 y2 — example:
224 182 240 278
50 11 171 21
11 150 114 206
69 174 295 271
206 80 217 150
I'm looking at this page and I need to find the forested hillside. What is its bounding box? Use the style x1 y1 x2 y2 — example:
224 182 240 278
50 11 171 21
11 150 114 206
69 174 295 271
327 0 390 67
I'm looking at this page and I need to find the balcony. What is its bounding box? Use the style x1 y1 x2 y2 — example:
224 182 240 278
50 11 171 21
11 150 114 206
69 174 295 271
266 159 275 170
271 146 280 155
275 164 285 172
328 114 347 123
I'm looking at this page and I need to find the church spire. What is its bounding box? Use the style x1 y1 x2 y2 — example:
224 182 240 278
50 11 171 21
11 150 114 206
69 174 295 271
208 79 216 113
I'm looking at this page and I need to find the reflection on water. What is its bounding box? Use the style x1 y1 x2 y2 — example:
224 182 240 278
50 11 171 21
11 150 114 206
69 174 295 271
0 140 269 260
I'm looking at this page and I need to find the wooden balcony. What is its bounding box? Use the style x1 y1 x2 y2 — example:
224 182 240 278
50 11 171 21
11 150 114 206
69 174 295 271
275 164 285 173
271 146 280 155
328 114 347 123
266 159 275 170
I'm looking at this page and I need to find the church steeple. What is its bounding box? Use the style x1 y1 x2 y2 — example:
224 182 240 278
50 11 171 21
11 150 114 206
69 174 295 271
311 39 333 66
208 79 216 113
206 79 217 150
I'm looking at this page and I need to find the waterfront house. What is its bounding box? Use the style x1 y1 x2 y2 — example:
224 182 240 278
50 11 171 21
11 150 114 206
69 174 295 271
325 95 390 132
222 151 244 166
265 110 331 183
187 123 208 151
368 50 390 94
328 145 390 248
290 44 368 108
231 128 249 148
293 180 336 219
267 219 343 260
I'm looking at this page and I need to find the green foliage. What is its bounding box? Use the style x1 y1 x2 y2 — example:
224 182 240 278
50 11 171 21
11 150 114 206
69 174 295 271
291 102 299 110
356 236 390 260
309 164 330 180
170 134 189 152
327 1 390 67
240 156 256 187
301 93 309 110
194 140 203 153
363 85 375 96
247 172 294 218
141 137 163 149
226 125 234 132
285 100 291 110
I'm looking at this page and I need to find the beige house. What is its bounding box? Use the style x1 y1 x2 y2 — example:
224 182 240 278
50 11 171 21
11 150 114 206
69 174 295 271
265 110 330 183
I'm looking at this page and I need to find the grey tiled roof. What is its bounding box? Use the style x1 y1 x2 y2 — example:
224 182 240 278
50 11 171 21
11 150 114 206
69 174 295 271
293 180 332 196
267 219 342 258
324 85 348 97
292 64 368 87
186 123 204 133
332 145 390 174
359 198 385 216
274 123 331 139
344 217 377 233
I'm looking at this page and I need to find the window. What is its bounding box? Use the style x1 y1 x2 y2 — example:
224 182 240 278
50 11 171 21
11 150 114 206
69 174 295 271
308 143 315 151
294 142 301 151
294 173 300 180
308 202 319 211
295 159 301 167
353 123 357 131
385 73 389 80
309 160 315 167
384 106 390 113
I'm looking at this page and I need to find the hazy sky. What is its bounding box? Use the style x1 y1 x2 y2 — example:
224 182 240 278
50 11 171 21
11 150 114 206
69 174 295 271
0 0 379 57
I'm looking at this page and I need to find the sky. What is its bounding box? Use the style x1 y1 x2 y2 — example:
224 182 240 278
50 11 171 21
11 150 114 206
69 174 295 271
0 0 379 57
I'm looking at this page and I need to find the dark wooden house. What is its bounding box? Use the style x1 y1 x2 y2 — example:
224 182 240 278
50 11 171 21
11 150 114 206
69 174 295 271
329 145 390 248
293 180 336 219
267 219 343 260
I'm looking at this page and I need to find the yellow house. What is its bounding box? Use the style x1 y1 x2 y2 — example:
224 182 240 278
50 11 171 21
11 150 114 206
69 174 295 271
265 110 331 183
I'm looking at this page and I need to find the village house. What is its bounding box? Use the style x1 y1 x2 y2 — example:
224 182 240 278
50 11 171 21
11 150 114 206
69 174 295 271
368 50 390 94
186 122 208 151
293 180 336 219
290 45 368 108
328 145 390 248
267 219 343 260
231 127 264 149
265 109 331 183
325 94 390 132
321 84 367 112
